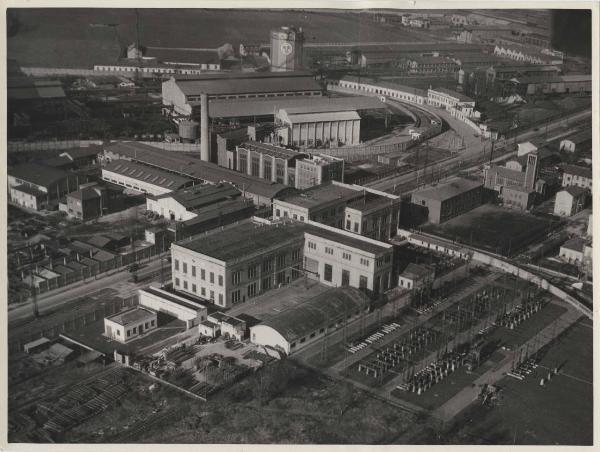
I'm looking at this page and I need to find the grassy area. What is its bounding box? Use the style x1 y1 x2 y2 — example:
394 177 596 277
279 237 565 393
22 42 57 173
439 318 592 445
424 204 559 256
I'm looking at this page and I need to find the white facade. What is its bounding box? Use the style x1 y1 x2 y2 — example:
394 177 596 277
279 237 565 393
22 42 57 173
199 321 220 338
554 190 585 217
562 170 592 190
336 78 427 105
559 245 584 264
101 167 188 196
250 325 291 353
138 287 207 330
303 230 393 294
103 308 158 344
427 88 477 119
146 196 197 221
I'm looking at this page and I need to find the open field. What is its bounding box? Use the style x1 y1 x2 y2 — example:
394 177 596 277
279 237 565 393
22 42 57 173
424 204 560 256
8 9 429 68
439 318 593 445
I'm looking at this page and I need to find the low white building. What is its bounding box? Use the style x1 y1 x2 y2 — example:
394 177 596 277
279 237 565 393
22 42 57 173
398 263 435 290
207 312 246 341
139 286 208 330
559 237 590 265
553 187 587 217
335 76 428 105
199 320 220 338
561 164 592 191
427 87 478 120
104 307 158 343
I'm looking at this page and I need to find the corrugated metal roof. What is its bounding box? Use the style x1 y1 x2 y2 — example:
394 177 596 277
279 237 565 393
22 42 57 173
103 160 192 190
285 110 360 123
9 163 69 188
176 74 321 96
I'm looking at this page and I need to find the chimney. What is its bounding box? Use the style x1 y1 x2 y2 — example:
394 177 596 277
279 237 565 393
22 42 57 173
200 93 210 161
76 253 81 262
64 257 67 265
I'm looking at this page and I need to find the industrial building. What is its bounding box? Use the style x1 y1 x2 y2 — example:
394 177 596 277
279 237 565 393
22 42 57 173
270 26 304 72
485 64 561 83
8 163 77 211
235 142 306 186
554 187 587 217
404 56 459 74
249 287 370 354
170 220 307 308
101 160 194 196
561 164 592 190
560 129 592 153
294 154 345 190
427 88 477 120
334 76 428 105
275 105 361 147
103 307 158 344
273 181 401 240
509 74 592 96
146 184 241 221
207 312 246 341
138 285 208 330
411 178 483 224
559 237 592 266
170 218 394 308
63 183 106 221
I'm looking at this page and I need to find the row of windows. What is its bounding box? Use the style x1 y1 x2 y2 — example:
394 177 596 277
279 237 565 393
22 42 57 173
174 259 223 286
286 310 364 348
174 277 224 306
114 319 155 337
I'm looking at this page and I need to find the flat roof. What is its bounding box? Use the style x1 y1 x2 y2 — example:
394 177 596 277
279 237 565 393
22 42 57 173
174 220 307 263
103 160 193 190
304 226 391 255
284 110 360 123
150 183 240 208
11 184 46 197
562 164 592 179
142 286 207 312
401 263 434 279
106 307 156 326
276 182 361 209
256 287 369 343
412 178 482 202
429 87 474 103
182 199 254 226
340 76 427 97
346 192 397 213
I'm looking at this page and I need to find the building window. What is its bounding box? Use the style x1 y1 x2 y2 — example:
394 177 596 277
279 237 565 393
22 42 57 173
201 269 205 280
182 262 187 274
201 287 206 296
192 283 197 293
346 220 351 230
210 272 214 284
232 290 241 303
248 265 257 279
262 258 274 272
133 327 137 334
261 276 271 291
325 247 333 255
276 254 285 268
248 282 257 298
218 275 223 286
291 249 300 261
175 277 180 287
324 264 333 282
359 275 368 288
307 241 316 250
342 252 351 260
174 259 179 271
192 266 196 277
218 293 223 305
232 271 241 284
183 280 188 290
210 290 215 301
276 209 281 217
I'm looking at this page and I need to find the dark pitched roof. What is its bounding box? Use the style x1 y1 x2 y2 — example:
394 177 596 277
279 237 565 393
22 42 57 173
67 186 102 201
103 160 192 191
562 164 592 179
9 163 68 188
257 287 370 343
60 146 102 160
401 263 434 279
561 237 588 253
10 184 46 197
561 186 587 198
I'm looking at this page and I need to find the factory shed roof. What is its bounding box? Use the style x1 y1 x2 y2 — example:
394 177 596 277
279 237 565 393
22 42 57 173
103 160 193 191
562 164 592 179
145 48 220 65
205 95 384 118
412 178 482 202
104 141 199 169
488 166 527 184
143 287 206 313
42 156 74 168
490 64 560 73
11 184 46 197
150 184 240 208
67 186 102 201
560 186 587 198
283 110 360 123
304 226 391 255
174 220 307 263
175 75 321 96
257 287 369 343
9 163 68 188
60 146 103 160
106 307 156 326
181 199 254 226
341 76 428 97
429 87 474 103
239 142 304 160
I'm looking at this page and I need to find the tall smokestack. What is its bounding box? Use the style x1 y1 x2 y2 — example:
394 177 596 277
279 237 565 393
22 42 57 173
200 93 210 161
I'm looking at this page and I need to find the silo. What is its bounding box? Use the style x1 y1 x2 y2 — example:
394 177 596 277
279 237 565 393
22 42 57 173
178 120 200 142
270 26 304 72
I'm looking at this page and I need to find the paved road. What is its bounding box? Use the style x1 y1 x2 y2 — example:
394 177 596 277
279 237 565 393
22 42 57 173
8 254 170 323
367 106 592 193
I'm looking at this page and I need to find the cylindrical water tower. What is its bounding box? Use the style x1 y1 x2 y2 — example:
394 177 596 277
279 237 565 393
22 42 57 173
178 120 200 142
270 26 304 72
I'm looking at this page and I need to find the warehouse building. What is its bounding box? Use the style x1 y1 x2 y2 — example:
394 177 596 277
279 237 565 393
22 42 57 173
146 184 241 221
485 64 561 83
334 76 428 105
404 56 459 74
427 88 477 119
559 128 592 153
559 237 592 266
344 191 401 241
8 163 77 211
249 287 370 355
275 105 361 147
207 312 247 341
139 285 208 330
561 164 592 190
554 187 587 217
411 178 483 224
101 160 194 196
63 183 107 221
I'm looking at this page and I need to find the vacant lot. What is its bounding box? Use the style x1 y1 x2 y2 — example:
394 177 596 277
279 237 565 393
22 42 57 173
424 204 559 256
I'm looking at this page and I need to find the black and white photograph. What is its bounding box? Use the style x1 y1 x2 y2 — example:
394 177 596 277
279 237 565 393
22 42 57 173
3 3 596 447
